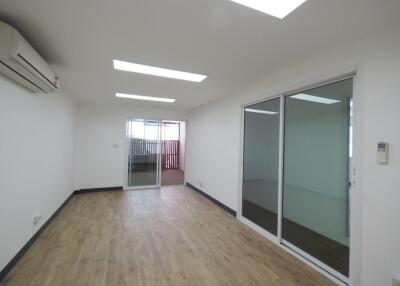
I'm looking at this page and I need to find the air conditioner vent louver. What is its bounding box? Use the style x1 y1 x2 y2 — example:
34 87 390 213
0 59 46 92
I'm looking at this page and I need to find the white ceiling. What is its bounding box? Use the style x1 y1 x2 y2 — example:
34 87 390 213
1 0 400 111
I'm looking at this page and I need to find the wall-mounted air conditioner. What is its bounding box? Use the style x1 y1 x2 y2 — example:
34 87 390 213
0 21 59 93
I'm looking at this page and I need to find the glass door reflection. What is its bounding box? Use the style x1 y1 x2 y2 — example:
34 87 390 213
282 78 353 277
242 98 280 235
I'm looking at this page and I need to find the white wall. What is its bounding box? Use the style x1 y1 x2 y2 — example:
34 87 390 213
179 122 186 172
185 25 400 286
0 76 76 271
186 95 241 210
74 103 187 190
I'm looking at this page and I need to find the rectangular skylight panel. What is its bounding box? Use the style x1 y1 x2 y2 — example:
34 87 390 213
245 108 278 115
116 93 176 103
291 93 340 104
113 60 207 82
229 0 307 19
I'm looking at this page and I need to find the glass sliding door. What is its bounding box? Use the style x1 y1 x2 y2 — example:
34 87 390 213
282 78 353 278
242 98 280 235
126 118 161 188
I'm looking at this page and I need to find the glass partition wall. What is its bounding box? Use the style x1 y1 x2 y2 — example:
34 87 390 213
241 77 353 283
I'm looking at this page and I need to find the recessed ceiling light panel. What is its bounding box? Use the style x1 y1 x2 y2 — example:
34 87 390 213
229 0 307 19
116 93 176 103
113 60 207 82
245 108 278 115
291 93 340 104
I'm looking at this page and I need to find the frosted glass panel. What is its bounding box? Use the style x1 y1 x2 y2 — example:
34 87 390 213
242 98 280 235
282 79 352 276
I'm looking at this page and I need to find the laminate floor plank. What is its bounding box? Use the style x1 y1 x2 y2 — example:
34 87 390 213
1 185 335 286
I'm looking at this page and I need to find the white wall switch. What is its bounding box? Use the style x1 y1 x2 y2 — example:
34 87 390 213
377 142 389 164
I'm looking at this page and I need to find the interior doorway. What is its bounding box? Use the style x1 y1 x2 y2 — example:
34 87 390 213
125 118 185 190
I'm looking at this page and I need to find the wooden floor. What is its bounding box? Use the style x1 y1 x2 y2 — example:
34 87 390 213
242 199 349 276
1 186 335 286
161 169 184 186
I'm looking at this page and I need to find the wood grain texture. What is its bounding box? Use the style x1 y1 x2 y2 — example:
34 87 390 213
1 185 335 286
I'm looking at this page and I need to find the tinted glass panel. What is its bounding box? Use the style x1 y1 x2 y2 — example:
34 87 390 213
242 98 280 235
282 79 352 276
